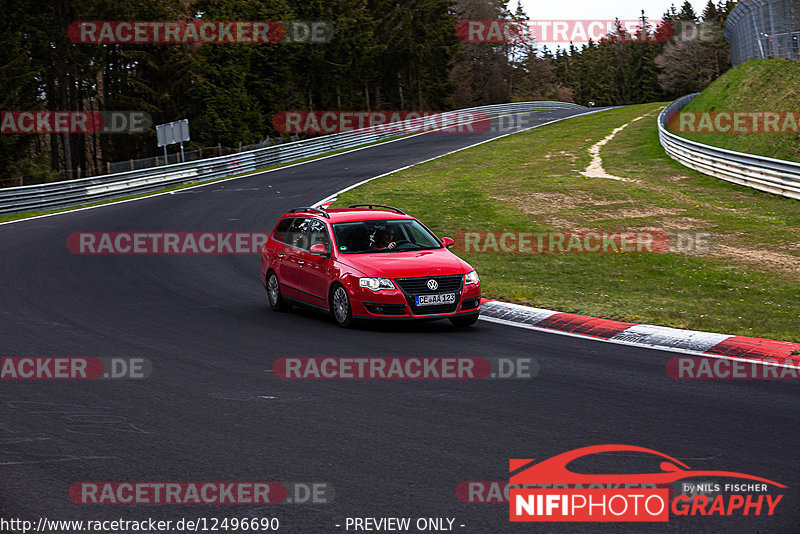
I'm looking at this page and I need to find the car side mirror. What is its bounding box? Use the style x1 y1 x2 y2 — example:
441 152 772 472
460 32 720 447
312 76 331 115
309 243 330 257
441 237 455 248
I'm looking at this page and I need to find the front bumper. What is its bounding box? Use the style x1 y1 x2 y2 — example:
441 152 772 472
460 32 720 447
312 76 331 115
350 278 481 320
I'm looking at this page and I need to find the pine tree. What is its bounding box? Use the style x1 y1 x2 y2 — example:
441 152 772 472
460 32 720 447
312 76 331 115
702 1 720 24
678 1 699 22
0 1 42 184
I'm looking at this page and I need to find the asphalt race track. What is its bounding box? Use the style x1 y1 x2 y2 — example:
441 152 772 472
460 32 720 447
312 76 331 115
1 110 798 533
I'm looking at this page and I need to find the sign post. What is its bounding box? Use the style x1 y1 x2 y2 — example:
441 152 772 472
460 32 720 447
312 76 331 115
155 119 190 164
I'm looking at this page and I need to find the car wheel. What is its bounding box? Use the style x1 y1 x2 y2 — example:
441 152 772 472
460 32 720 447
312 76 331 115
449 313 479 327
266 271 292 312
330 284 354 328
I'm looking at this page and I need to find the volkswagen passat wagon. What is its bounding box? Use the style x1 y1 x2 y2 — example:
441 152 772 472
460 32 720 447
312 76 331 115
260 205 481 327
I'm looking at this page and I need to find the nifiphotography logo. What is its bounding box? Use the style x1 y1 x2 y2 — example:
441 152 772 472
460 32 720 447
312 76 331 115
509 445 785 522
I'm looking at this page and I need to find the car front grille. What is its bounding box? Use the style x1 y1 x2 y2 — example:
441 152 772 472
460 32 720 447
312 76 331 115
394 275 463 315
395 275 463 294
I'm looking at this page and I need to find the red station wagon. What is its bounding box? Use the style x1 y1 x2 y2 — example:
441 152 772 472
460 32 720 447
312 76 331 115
260 205 481 327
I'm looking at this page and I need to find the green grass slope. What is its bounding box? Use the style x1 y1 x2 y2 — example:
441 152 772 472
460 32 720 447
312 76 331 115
670 59 800 162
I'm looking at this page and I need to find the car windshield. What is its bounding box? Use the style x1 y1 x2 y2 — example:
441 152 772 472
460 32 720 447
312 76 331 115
332 219 443 253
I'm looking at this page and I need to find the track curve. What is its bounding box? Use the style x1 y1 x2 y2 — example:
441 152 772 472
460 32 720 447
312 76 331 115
0 110 797 532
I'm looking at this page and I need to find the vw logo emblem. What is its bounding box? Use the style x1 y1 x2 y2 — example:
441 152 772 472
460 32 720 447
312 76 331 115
427 279 438 290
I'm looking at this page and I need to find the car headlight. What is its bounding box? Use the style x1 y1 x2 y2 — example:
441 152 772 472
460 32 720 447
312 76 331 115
359 277 395 291
464 270 480 285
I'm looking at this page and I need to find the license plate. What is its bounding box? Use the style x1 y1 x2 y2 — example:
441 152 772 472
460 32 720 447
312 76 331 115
415 293 456 306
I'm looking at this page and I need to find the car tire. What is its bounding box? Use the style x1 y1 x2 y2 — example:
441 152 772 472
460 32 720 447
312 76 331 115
449 313 479 327
266 271 292 312
330 284 354 328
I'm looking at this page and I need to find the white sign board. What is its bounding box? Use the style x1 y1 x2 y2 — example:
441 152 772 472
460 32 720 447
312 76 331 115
156 119 190 147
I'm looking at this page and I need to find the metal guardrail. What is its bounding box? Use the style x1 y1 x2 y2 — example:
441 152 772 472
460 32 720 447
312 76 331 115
658 95 800 200
0 102 586 215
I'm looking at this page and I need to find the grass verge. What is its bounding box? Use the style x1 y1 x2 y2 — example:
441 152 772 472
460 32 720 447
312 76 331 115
670 59 800 162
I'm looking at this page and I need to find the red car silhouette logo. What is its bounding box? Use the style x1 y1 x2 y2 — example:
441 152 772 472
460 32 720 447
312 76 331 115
510 444 785 487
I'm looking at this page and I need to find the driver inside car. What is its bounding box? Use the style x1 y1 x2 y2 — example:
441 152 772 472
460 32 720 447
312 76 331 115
371 226 397 250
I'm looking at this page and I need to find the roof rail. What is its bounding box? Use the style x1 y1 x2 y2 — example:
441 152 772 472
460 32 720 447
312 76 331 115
348 204 407 215
288 206 330 219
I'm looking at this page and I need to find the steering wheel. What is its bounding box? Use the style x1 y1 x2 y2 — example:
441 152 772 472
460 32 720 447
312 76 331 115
394 239 425 249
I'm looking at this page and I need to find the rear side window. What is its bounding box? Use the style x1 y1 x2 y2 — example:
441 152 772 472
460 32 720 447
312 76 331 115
286 218 310 249
272 217 295 244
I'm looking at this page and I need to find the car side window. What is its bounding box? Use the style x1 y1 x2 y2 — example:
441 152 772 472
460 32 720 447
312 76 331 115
308 219 331 251
272 217 294 244
286 218 310 250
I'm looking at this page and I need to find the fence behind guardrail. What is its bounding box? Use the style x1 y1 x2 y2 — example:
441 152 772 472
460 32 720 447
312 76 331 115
725 0 800 65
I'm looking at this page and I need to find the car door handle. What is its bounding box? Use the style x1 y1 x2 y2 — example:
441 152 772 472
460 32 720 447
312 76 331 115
297 260 305 266
277 253 285 259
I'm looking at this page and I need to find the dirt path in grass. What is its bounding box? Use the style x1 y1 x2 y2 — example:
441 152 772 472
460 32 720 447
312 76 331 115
579 111 655 180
